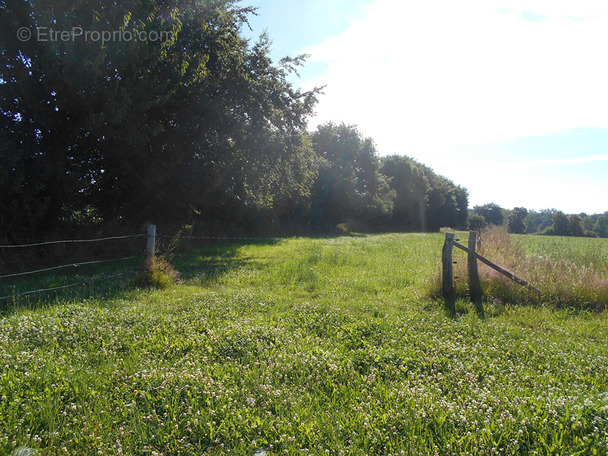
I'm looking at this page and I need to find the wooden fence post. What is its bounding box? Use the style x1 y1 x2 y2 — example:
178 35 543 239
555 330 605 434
145 224 156 270
467 231 484 317
442 232 455 316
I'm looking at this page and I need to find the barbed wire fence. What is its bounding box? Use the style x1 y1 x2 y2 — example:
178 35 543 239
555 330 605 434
0 225 288 303
0 234 145 302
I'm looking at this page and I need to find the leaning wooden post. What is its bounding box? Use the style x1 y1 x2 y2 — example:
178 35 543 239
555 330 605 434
468 231 484 317
442 232 456 316
145 224 156 270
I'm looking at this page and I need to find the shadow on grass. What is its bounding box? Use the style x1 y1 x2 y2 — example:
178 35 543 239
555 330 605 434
171 238 281 284
0 258 145 315
1 234 368 314
171 233 375 285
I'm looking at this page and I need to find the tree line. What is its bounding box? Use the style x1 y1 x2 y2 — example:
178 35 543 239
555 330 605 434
1 0 468 240
469 204 608 238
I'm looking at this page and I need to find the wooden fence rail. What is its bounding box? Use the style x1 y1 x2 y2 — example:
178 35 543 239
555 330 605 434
442 231 541 316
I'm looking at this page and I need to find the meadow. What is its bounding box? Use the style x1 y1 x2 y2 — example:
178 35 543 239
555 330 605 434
1 233 607 455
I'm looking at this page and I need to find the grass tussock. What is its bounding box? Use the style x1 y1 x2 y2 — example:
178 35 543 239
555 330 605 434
133 256 181 289
430 226 608 310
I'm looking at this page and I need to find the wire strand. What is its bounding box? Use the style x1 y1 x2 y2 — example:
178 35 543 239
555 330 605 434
0 234 144 249
0 253 143 269
0 271 136 301
0 256 139 280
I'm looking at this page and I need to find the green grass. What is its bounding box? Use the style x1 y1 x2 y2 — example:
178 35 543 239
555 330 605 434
1 234 608 455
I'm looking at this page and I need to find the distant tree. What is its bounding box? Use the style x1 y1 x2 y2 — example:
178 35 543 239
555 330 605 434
525 211 539 234
473 203 505 226
425 177 468 231
546 211 571 236
538 209 557 232
379 155 428 231
379 155 468 232
468 213 488 232
568 215 585 237
506 207 528 234
595 215 608 238
582 215 596 233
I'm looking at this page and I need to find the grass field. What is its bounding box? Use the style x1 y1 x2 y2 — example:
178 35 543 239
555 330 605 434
1 233 608 455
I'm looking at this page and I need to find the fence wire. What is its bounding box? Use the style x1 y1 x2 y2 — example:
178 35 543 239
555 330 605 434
0 234 143 249
0 270 136 301
0 256 140 280
1 229 284 303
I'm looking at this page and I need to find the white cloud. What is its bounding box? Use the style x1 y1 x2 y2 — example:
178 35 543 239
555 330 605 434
301 0 608 155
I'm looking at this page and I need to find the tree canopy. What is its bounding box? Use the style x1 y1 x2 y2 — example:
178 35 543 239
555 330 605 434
380 155 468 232
1 0 319 236
473 203 505 227
2 1 470 238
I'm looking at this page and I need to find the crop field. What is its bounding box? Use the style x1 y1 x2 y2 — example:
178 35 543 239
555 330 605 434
1 233 608 455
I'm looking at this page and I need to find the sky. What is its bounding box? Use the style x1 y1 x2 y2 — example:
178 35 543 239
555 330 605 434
242 0 608 214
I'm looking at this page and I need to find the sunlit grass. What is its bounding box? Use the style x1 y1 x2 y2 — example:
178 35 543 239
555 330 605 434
1 234 607 455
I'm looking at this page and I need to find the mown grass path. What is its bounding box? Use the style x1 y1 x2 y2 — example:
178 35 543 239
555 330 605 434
1 234 607 455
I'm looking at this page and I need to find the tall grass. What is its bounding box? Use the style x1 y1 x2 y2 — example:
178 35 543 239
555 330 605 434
432 227 608 310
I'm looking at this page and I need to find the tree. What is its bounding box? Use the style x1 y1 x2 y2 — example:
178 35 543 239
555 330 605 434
537 209 557 232
309 123 393 231
379 155 468 232
547 211 571 236
525 211 539 234
473 203 504 226
506 207 528 234
595 215 608 238
1 0 320 237
425 176 468 231
568 215 585 237
468 213 488 232
379 155 428 231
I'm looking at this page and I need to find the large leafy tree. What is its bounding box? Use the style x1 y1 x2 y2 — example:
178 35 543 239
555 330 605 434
425 175 468 231
473 203 505 226
568 214 585 237
595 214 608 238
507 207 528 234
1 0 319 237
546 211 571 236
379 155 428 231
309 123 393 230
379 155 468 232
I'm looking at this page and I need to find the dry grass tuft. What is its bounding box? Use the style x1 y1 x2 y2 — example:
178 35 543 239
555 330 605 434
133 256 181 289
429 226 608 310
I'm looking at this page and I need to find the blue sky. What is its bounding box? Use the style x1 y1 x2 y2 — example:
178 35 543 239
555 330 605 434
242 0 608 214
